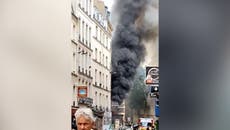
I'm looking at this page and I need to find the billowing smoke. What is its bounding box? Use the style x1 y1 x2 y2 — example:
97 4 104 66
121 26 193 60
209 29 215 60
111 0 158 104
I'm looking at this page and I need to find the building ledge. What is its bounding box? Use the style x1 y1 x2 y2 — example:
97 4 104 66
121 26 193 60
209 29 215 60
78 39 93 52
71 12 79 21
93 83 110 92
78 69 93 79
93 36 110 51
92 59 110 71
71 71 78 77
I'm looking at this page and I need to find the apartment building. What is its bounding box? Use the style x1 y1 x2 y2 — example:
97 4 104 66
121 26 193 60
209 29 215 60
71 0 112 129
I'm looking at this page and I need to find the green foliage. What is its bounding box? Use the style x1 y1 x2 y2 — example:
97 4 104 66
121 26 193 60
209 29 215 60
128 67 147 115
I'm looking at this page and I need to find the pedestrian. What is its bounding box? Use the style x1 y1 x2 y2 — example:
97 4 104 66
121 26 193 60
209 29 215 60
146 123 152 130
75 107 95 130
72 114 77 130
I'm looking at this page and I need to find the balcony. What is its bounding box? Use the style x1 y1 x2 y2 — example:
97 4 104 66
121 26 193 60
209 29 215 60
92 105 105 118
78 97 93 107
93 83 110 92
92 59 110 71
71 70 78 77
78 38 93 52
77 67 92 79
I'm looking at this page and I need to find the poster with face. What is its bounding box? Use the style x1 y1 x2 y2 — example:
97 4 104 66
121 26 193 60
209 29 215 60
146 66 159 85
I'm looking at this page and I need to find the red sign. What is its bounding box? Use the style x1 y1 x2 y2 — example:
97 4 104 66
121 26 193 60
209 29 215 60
77 86 87 98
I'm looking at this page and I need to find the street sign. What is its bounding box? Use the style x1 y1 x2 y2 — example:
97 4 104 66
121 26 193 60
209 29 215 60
155 105 160 117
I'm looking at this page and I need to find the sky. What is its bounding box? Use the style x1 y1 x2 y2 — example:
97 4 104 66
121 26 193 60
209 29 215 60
101 0 159 67
101 0 114 11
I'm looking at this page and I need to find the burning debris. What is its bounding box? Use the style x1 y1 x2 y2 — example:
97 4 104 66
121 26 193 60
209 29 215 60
111 0 158 104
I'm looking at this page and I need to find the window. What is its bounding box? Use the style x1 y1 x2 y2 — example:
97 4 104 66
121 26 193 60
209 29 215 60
89 0 92 16
79 18 81 40
89 27 91 48
95 48 97 60
89 55 91 76
100 30 102 42
96 26 98 38
102 73 105 88
106 75 108 89
86 0 88 13
95 92 97 105
76 48 79 69
103 33 105 44
86 24 88 45
106 56 108 67
99 93 102 106
99 51 101 63
82 0 85 10
82 21 84 42
102 94 105 107
82 50 84 72
85 52 87 74
79 0 81 7
73 85 76 106
78 47 81 69
106 37 108 48
95 69 97 85
99 72 101 87
108 39 110 50
72 24 75 39
106 95 108 106
89 54 91 64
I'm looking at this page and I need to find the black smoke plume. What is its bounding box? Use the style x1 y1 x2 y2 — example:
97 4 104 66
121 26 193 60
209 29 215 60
111 0 151 104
